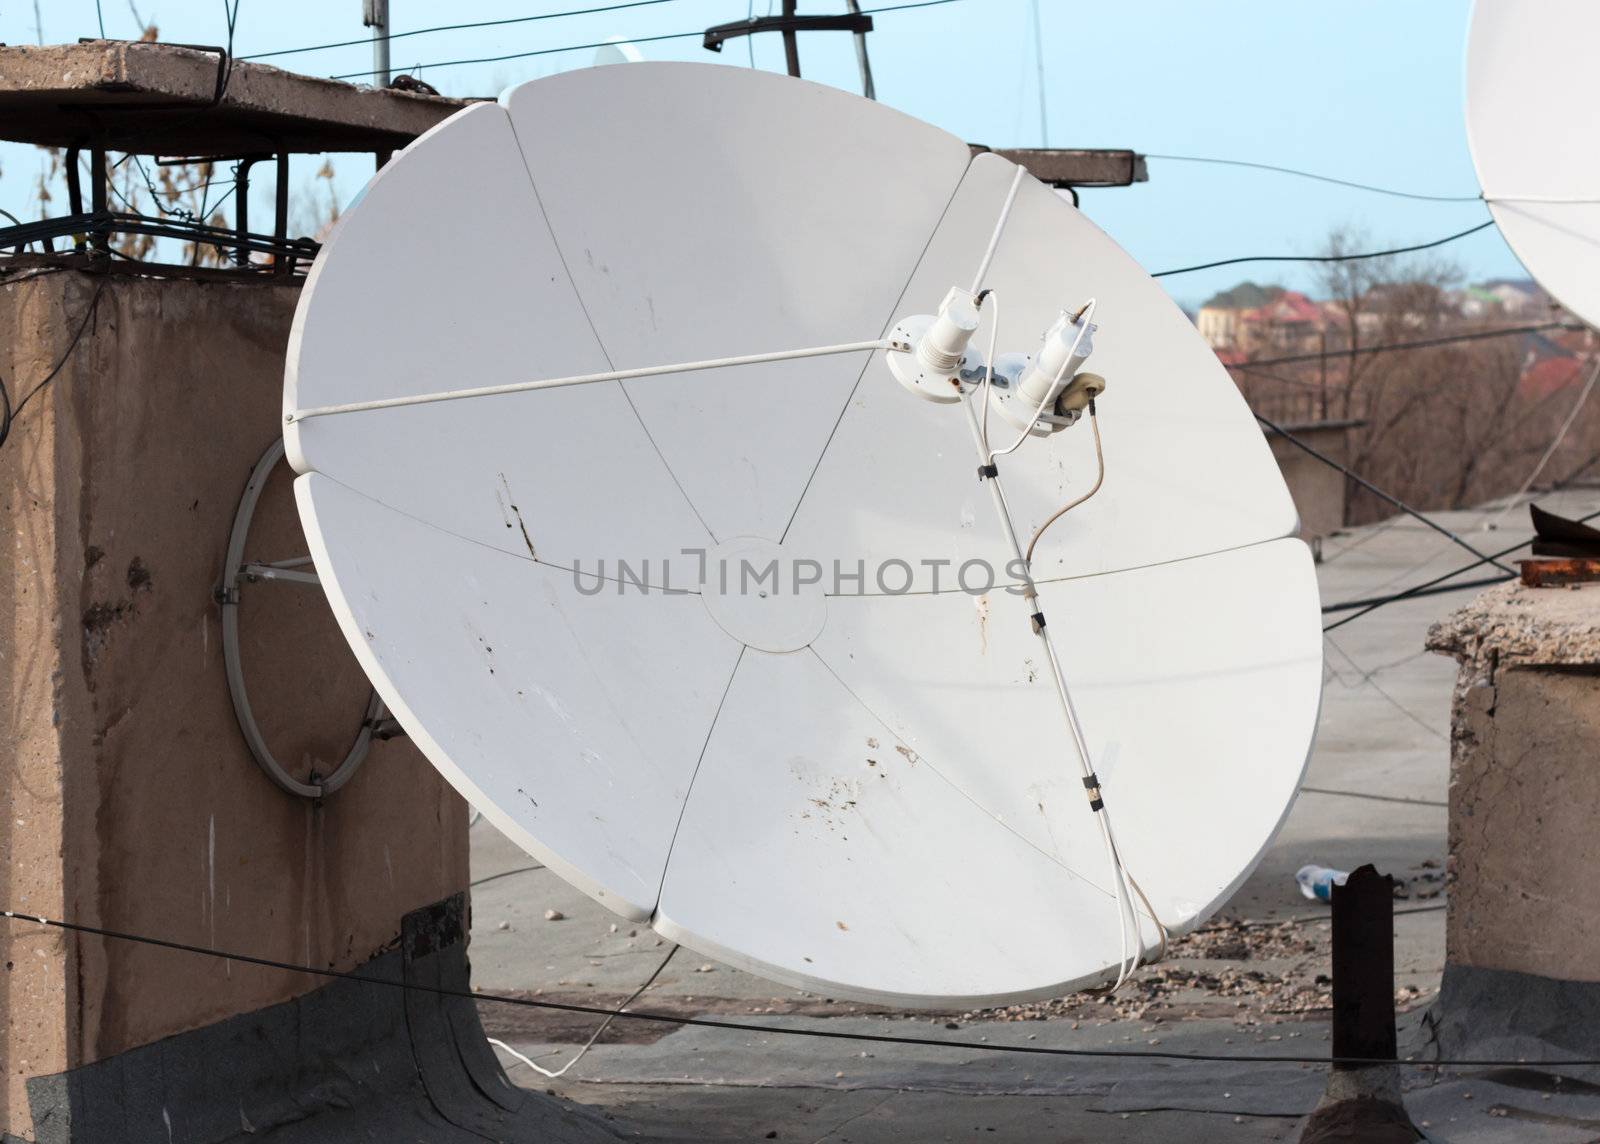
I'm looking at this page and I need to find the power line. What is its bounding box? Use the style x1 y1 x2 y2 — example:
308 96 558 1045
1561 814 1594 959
1321 501 1600 632
1299 786 1446 809
1482 356 1600 529
1152 219 1498 279
240 0 681 62
1320 573 1506 616
1233 321 1571 372
1145 153 1483 204
328 0 971 80
333 27 701 78
0 904 1584 1069
1257 412 1517 575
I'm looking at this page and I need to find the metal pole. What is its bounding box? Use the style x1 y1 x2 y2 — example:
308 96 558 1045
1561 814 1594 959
1330 865 1397 1066
1298 863 1420 1143
363 0 390 87
1030 0 1049 146
846 0 875 99
781 0 801 77
234 157 258 267
89 144 108 259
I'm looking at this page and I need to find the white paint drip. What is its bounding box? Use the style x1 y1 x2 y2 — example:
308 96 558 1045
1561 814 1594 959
207 815 216 945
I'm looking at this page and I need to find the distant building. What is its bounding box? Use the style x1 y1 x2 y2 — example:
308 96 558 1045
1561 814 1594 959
1239 290 1325 353
1519 326 1595 399
1196 281 1283 349
1486 278 1545 315
1455 284 1503 319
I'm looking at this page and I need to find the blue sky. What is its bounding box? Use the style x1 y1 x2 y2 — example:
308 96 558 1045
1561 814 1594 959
8 0 1521 307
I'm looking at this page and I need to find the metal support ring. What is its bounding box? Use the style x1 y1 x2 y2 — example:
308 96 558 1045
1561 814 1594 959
219 436 386 798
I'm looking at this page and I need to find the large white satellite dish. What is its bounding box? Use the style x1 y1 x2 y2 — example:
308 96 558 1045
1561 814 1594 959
284 62 1321 1007
1466 0 1600 329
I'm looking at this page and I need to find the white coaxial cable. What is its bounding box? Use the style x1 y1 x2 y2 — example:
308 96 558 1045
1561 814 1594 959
489 943 678 1079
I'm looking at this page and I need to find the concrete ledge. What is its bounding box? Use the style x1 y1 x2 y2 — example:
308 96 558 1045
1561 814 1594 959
1428 580 1600 672
0 40 468 153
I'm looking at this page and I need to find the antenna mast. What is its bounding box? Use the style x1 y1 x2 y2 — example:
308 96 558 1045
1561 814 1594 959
363 0 390 88
703 3 876 95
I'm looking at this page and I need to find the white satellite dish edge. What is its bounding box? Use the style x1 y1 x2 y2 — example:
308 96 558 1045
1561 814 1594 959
1465 0 1600 330
284 62 1322 1006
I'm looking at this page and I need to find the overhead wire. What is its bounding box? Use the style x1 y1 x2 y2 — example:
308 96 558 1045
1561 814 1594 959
241 0 681 61
1144 153 1484 204
1238 321 1572 371
1257 412 1517 575
4 904 1581 1070
1480 355 1600 530
1147 152 1600 207
1321 502 1600 632
1152 219 1497 279
327 0 972 80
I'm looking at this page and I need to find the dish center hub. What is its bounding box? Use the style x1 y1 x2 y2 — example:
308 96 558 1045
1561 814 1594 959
699 536 827 654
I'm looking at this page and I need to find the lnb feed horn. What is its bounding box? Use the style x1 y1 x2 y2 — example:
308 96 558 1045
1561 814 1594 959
886 285 986 403
990 304 1099 435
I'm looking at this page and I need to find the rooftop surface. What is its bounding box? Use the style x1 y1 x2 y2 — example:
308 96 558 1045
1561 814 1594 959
466 486 1600 1141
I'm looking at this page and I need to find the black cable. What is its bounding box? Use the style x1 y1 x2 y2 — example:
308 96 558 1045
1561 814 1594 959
242 0 680 61
0 280 107 453
1152 219 1497 279
1145 154 1483 204
96 0 107 37
329 0 970 80
1257 412 1517 576
1237 321 1570 372
1321 573 1508 615
1321 503 1600 633
0 905 1578 1069
469 864 544 889
333 27 704 78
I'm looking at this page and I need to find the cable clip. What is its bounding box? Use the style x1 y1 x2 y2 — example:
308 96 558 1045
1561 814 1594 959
1082 773 1104 812
1029 610 1047 633
977 462 999 481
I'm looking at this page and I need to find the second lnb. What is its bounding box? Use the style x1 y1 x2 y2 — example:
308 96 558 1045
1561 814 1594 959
989 305 1102 436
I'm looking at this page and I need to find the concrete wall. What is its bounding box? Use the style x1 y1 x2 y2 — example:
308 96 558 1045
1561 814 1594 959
1428 581 1600 983
1265 420 1356 548
0 270 468 1139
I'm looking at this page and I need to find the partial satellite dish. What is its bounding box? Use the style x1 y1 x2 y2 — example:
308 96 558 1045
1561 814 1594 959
284 62 1321 1006
593 36 644 67
1465 0 1599 328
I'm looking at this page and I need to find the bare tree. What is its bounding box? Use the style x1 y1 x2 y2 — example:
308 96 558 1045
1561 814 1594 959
1232 225 1595 525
